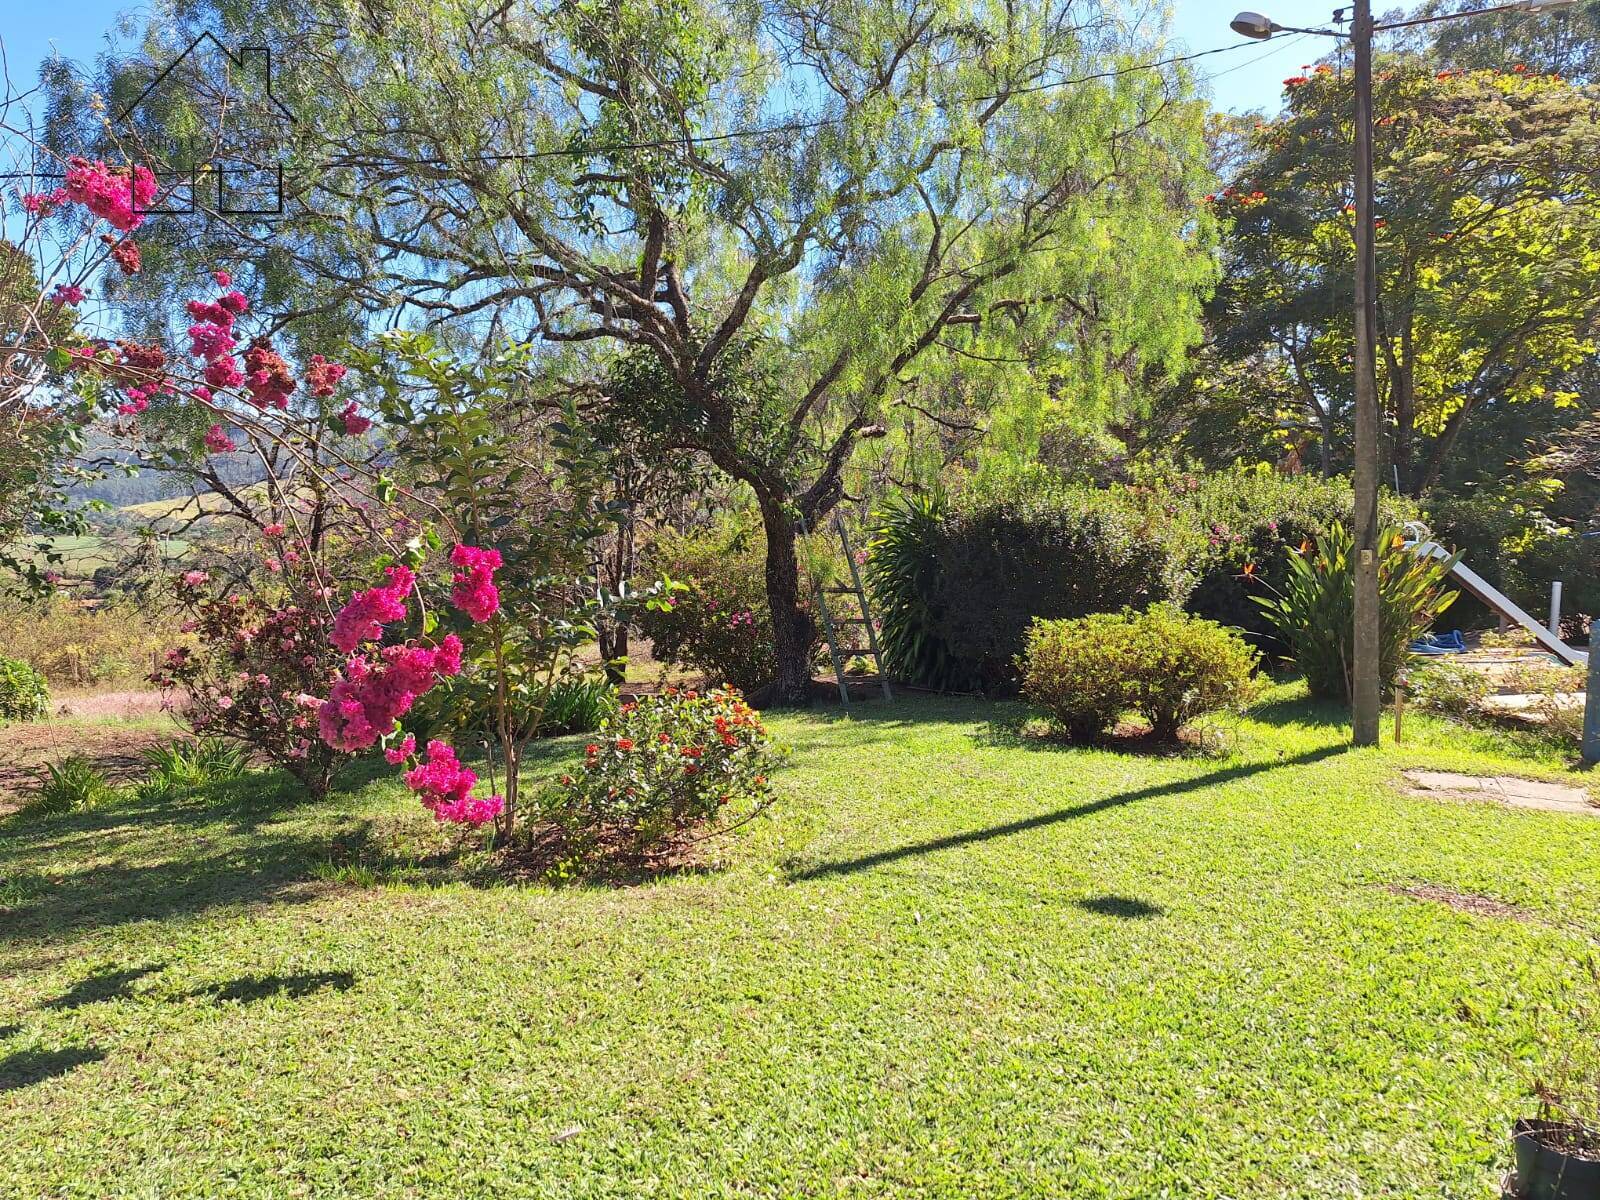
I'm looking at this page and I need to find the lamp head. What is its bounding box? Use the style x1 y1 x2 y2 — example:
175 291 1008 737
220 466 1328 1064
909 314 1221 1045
1231 10 1278 38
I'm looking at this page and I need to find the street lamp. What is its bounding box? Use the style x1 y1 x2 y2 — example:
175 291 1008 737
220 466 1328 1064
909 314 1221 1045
1229 0 1579 747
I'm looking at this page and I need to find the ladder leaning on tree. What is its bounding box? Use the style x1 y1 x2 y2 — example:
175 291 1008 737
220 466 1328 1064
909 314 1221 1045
798 513 893 708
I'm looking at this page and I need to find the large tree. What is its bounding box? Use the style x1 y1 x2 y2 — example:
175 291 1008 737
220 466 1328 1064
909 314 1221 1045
1204 57 1600 494
48 0 1216 701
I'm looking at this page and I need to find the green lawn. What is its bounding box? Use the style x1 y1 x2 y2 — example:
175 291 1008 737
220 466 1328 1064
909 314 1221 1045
2 682 1597 1198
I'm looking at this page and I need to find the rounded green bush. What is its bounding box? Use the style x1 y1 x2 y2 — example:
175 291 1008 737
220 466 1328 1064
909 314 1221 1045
0 655 49 724
1021 604 1260 741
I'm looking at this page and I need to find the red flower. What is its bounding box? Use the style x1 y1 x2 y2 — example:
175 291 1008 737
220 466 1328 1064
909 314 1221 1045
616 737 634 751
585 743 599 756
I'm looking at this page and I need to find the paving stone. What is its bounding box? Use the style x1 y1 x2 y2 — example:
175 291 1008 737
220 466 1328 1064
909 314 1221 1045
1402 770 1597 815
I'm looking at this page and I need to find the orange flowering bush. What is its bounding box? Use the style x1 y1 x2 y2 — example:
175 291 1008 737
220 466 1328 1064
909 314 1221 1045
549 686 776 850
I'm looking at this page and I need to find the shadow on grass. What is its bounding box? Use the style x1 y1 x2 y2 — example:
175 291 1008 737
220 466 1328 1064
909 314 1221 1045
0 1046 106 1091
193 970 355 1004
788 744 1347 881
1 808 365 945
43 963 165 1010
1075 894 1163 919
1246 692 1350 729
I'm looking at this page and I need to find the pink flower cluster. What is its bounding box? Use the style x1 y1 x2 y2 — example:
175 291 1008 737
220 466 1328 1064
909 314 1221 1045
331 564 414 652
203 423 237 453
449 544 502 623
317 635 462 752
63 158 158 231
50 283 85 306
305 354 347 398
402 739 504 827
338 401 371 436
185 284 251 393
244 342 296 410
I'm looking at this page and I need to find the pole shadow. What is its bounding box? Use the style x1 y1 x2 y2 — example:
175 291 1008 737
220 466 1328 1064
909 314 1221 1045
787 744 1347 882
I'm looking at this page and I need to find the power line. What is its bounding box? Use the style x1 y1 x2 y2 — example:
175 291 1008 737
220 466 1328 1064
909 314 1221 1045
2 35 1274 181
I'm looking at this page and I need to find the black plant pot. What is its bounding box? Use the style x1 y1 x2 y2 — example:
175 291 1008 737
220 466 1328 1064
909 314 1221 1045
1514 1119 1600 1200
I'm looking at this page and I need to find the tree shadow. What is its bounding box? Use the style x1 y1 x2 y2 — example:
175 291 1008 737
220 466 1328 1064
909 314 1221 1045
0 1046 106 1092
1074 895 1163 919
786 744 1347 882
43 963 165 1010
192 970 355 1004
0 821 359 945
0 1024 21 1040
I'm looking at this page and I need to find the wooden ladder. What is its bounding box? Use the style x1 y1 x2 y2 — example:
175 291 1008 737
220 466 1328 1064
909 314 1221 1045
801 513 893 708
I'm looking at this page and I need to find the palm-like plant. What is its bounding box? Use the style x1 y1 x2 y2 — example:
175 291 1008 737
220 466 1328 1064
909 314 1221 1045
1254 523 1458 701
863 494 976 692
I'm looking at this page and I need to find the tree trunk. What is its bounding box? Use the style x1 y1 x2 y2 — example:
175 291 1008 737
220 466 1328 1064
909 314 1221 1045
758 497 815 706
599 624 629 686
1395 314 1416 495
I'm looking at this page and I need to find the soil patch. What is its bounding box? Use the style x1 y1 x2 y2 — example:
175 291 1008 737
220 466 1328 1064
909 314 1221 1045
1386 882 1535 922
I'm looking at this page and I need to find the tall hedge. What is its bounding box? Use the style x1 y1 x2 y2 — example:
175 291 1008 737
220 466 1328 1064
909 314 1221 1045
870 481 1193 693
868 468 1421 693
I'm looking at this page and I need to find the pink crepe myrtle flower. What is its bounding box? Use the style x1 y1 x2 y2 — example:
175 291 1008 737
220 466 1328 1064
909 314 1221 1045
187 322 237 362
262 522 286 537
243 341 295 409
204 355 246 390
448 544 502 623
214 269 232 287
331 564 414 652
62 158 158 231
338 401 371 437
50 284 85 306
306 354 347 398
203 423 236 453
403 739 504 827
20 188 66 216
317 635 462 751
384 733 417 764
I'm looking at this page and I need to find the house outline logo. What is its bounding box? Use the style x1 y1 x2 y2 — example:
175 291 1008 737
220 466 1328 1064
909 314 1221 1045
119 33 296 219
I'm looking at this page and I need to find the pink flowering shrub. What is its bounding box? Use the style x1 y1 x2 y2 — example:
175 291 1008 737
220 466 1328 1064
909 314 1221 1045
150 569 346 797
318 634 462 751
548 686 775 851
331 564 414 652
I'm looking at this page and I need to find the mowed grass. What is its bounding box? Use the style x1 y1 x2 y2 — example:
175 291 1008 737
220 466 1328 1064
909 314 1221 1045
2 682 1598 1198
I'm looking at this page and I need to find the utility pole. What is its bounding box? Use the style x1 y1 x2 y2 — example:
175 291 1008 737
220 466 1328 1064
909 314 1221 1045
1230 0 1579 747
1349 0 1382 745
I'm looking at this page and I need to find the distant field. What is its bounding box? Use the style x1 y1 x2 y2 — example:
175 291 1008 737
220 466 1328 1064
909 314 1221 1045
16 533 192 583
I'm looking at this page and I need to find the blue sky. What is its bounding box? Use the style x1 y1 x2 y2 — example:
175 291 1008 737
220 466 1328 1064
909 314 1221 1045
4 0 1345 119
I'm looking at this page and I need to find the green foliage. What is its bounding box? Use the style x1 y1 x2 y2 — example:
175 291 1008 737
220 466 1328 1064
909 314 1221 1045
1019 613 1140 741
637 523 809 693
1021 605 1260 741
1255 524 1459 702
538 677 619 737
1206 59 1600 492
0 655 49 724
863 494 973 692
545 686 775 855
891 479 1194 692
26 755 114 815
1171 469 1419 645
1405 660 1491 721
136 739 248 802
1118 604 1264 740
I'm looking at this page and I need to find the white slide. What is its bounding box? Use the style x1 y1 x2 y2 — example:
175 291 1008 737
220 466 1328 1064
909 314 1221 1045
1411 540 1588 667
